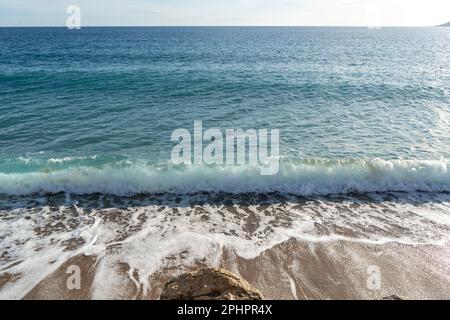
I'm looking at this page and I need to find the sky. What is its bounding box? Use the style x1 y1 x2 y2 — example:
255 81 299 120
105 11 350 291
0 0 449 27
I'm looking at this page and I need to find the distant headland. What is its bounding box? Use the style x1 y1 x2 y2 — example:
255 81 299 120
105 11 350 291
437 21 450 26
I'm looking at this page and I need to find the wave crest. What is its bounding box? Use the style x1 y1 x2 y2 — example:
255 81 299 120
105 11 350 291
0 158 448 196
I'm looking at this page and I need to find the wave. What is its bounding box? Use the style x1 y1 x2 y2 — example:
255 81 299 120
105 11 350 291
0 158 449 196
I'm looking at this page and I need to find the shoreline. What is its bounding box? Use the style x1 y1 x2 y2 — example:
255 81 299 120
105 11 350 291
1 191 449 300
1 239 447 300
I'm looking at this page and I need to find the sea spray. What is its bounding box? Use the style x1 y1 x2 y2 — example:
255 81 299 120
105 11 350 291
0 158 448 196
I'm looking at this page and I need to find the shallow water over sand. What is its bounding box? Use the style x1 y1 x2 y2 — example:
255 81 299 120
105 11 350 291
1 191 449 299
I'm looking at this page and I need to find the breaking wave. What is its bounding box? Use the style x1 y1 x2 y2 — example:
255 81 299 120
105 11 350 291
0 158 449 196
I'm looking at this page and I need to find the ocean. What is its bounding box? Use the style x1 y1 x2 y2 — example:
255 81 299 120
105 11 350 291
0 27 449 299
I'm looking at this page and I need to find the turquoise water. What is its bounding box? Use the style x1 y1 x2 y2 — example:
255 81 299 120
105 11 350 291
0 27 449 195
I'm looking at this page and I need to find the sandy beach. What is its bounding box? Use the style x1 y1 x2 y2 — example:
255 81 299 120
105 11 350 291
1 192 449 300
1 240 447 300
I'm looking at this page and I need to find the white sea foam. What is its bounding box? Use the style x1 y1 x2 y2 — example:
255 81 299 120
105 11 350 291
1 191 449 299
0 158 449 196
47 155 98 164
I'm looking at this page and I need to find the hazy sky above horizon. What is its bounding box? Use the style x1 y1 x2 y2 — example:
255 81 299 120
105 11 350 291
0 0 449 27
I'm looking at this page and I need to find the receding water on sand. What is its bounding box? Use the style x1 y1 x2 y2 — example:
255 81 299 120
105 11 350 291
0 191 449 299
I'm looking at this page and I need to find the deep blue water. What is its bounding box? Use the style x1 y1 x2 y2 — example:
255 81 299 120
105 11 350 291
0 27 449 195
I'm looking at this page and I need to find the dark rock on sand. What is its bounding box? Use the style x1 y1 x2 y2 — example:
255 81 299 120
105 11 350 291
381 295 407 300
160 268 264 300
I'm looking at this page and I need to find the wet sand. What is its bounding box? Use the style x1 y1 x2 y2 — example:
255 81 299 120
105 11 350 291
1 192 449 300
5 239 449 300
23 255 98 300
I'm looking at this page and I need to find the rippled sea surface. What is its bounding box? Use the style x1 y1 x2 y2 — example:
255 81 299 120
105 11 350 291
0 27 449 195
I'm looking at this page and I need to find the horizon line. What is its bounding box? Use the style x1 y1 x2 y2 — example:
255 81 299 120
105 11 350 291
0 25 442 28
